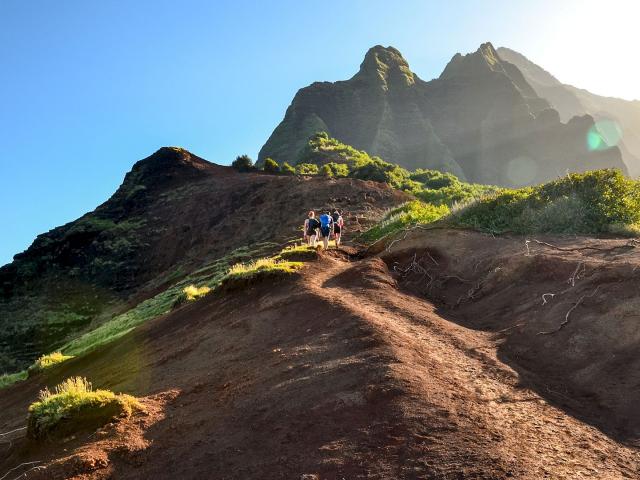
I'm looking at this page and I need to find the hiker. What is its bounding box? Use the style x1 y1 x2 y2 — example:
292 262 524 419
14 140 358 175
332 210 344 247
318 211 334 250
304 211 320 247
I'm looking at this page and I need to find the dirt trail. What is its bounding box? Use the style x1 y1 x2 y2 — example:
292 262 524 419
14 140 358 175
1 231 639 479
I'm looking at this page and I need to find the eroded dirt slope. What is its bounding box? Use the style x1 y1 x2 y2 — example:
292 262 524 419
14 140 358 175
1 231 639 479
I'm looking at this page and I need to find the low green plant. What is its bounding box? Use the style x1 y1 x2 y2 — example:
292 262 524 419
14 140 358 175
27 376 142 440
263 158 280 173
360 200 450 242
28 352 74 375
0 370 28 389
295 163 319 175
454 169 640 234
278 244 319 261
281 162 296 175
183 285 211 301
221 257 303 290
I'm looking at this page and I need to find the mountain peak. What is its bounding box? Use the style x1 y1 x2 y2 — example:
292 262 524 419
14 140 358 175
353 45 416 89
439 41 509 80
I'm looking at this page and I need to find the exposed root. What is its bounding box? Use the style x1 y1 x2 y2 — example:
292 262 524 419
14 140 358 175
541 293 555 305
538 286 601 335
528 238 637 254
0 462 42 480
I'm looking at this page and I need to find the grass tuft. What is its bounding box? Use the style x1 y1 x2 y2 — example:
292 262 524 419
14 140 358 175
221 257 303 290
0 370 28 389
359 200 450 242
28 352 74 376
183 285 211 301
27 376 142 440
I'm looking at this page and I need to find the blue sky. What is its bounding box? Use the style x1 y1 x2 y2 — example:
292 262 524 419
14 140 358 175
1 0 638 265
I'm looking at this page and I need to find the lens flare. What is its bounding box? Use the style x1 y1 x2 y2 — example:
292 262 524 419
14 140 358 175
587 119 623 151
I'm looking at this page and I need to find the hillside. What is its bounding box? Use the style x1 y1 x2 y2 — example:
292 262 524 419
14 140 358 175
0 147 408 373
497 47 640 176
259 43 626 186
1 232 639 478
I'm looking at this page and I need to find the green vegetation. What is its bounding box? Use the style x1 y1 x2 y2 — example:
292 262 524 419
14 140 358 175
27 377 141 440
277 244 319 262
290 132 496 201
28 352 74 376
183 285 211 301
221 257 303 290
0 371 28 389
295 163 319 175
454 170 640 234
61 242 278 357
281 162 296 175
263 157 281 173
232 154 255 172
360 201 450 242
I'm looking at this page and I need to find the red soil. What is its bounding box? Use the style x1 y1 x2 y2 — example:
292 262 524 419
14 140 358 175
1 230 639 479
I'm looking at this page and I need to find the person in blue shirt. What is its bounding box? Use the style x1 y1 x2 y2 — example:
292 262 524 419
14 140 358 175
318 211 334 250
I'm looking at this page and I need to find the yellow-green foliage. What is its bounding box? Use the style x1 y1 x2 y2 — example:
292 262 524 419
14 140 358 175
278 244 319 261
183 285 211 301
27 377 142 440
360 200 450 242
454 169 640 234
221 257 303 290
29 352 74 375
0 370 28 389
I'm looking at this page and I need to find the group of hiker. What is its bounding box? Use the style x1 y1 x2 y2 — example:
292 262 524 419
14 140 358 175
304 210 344 249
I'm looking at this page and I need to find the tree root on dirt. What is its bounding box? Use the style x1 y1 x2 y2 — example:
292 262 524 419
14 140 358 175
537 286 601 335
0 461 42 480
525 238 637 256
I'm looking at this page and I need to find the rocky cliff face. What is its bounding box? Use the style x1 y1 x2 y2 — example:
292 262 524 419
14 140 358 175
260 43 627 186
497 46 640 176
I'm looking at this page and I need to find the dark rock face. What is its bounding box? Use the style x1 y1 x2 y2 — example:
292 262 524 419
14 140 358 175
259 43 627 186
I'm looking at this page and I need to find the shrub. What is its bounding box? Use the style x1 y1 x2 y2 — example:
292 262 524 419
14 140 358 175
360 201 450 242
27 377 142 440
263 158 281 173
295 163 319 175
454 169 640 234
282 162 296 175
232 154 254 172
321 164 333 177
28 352 74 376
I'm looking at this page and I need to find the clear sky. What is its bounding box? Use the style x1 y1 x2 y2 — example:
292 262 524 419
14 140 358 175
1 0 639 266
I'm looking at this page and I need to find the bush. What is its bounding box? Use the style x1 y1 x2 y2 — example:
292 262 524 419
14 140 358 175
263 158 280 173
27 377 142 440
28 352 74 376
321 164 333 177
295 163 319 175
282 162 296 175
454 169 640 234
360 201 450 242
232 155 254 172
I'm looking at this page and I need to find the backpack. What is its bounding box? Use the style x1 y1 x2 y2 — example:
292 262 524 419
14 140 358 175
319 214 332 228
308 218 320 230
332 212 341 224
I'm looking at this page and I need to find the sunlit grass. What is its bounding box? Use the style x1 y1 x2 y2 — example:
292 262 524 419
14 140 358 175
28 352 74 375
183 285 211 301
27 376 142 440
0 371 28 389
359 200 450 242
